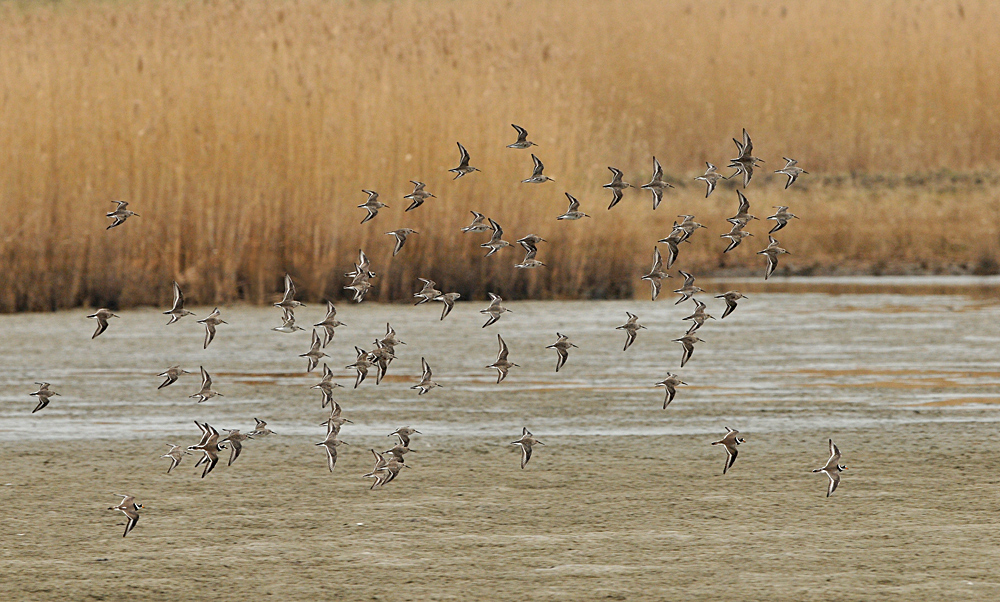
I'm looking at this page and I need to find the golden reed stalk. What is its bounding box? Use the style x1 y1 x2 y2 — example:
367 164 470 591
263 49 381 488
0 0 997 311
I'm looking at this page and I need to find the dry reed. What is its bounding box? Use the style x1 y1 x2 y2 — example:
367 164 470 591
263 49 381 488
0 0 998 311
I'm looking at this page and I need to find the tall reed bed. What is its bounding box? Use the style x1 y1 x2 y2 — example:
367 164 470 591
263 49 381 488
0 0 997 311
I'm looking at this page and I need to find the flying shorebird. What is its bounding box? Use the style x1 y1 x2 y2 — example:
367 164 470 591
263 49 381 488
107 494 142 538
641 157 674 209
314 301 344 347
480 292 512 327
641 247 670 301
488 334 518 383
163 281 195 325
449 142 479 179
721 222 754 253
716 291 748 319
711 427 745 474
546 332 577 372
462 211 492 233
383 442 412 463
344 273 372 303
481 218 511 257
321 401 352 436
404 181 436 212
385 228 418 256
657 228 686 269
656 373 687 409
603 166 632 210
87 308 119 339
727 190 759 227
522 154 554 184
695 162 724 197
157 365 189 390
312 364 345 408
411 357 440 395
358 189 387 224
775 157 808 189
507 124 536 149
189 366 222 403
380 322 405 347
197 308 227 349
413 278 442 305
389 426 421 447
249 418 275 438
673 271 703 305
511 427 543 469
300 329 329 372
516 234 546 255
316 431 348 472
345 248 376 279
220 429 250 466
616 312 645 351
767 206 799 234
514 246 545 269
556 192 590 220
160 444 191 474
434 292 461 320
363 449 390 489
758 236 790 280
727 128 764 187
29 382 59 413
682 299 715 333
188 421 226 478
273 274 304 312
368 340 395 385
812 439 848 497
272 308 304 333
106 201 139 230
673 333 704 368
673 215 706 243
346 346 371 389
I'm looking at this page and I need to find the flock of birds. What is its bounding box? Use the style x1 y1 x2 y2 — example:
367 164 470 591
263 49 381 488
27 125 849 539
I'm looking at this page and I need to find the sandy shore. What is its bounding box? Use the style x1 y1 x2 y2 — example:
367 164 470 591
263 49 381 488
2 421 999 601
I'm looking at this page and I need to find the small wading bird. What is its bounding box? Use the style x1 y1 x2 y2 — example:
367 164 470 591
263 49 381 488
385 228 418 256
758 236 790 280
546 332 577 372
556 193 590 220
673 332 704 368
488 334 518 383
728 128 764 187
682 299 715 334
517 234 546 255
300 329 329 372
711 427 745 474
160 444 191 474
29 382 59 413
272 308 304 334
767 206 799 234
274 274 305 311
673 271 703 305
322 402 351 436
189 366 222 403
656 373 687 409
188 421 226 478
411 358 441 395
480 292 512 328
462 211 492 233
106 201 139 229
641 247 670 301
358 190 387 224
511 427 543 469
346 346 372 389
250 418 275 438
163 281 195 325
312 364 344 408
514 246 545 269
197 308 227 349
404 181 435 212
775 157 808 188
507 124 536 149
220 429 250 466
413 279 442 305
603 166 632 210
314 301 344 347
812 439 848 497
434 292 461 320
657 228 685 269
481 218 511 257
390 426 421 447
107 494 142 538
316 431 348 472
641 157 674 210
695 162 724 198
87 308 119 339
522 154 554 184
721 222 753 253
727 190 759 227
449 142 479 179
616 312 645 351
716 291 747 319
157 365 189 390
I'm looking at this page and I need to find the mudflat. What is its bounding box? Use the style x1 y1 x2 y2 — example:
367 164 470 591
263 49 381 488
2 421 999 601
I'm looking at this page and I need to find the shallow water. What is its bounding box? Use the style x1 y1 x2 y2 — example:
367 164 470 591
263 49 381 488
1 276 999 441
